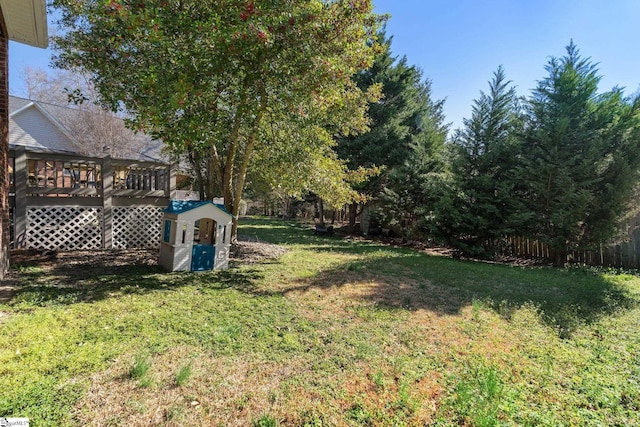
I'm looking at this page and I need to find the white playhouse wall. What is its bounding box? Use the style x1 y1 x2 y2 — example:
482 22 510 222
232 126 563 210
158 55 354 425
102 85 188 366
159 203 233 272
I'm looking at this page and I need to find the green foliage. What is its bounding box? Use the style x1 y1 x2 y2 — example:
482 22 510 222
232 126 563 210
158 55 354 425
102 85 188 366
430 66 524 256
412 42 640 262
375 79 449 237
444 363 505 427
175 360 193 387
51 0 383 235
337 31 427 174
252 414 279 427
519 42 640 262
346 403 373 424
380 125 449 238
129 352 152 387
335 31 448 233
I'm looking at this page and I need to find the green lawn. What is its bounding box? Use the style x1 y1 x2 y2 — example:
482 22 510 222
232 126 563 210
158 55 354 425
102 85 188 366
1 218 639 426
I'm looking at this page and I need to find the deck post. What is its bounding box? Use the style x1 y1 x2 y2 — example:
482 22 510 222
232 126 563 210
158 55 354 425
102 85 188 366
102 155 113 248
13 146 27 248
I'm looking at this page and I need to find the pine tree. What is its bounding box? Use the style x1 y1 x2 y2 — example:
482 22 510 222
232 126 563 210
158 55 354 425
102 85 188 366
430 66 523 256
336 31 443 232
381 81 448 239
521 42 640 264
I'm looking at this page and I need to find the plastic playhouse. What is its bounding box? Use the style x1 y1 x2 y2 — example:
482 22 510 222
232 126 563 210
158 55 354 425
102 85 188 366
159 200 233 271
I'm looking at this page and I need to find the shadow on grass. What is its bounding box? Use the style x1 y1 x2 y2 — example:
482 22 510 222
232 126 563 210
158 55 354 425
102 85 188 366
316 256 637 338
7 252 268 308
241 217 638 335
8 217 639 338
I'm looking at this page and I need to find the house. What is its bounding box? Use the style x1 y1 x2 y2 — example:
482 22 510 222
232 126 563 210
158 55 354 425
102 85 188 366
9 95 165 161
7 96 201 199
0 0 48 279
6 96 180 251
159 200 233 272
8 96 173 196
9 96 82 154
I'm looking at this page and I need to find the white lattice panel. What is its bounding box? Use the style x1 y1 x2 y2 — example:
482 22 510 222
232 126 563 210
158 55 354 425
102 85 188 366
26 207 103 250
113 206 163 249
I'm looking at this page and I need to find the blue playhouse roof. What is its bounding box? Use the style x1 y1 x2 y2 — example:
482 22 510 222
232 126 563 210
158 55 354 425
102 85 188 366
164 200 233 217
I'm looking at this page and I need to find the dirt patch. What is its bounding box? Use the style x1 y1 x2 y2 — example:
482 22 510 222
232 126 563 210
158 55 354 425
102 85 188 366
7 240 287 273
9 248 157 271
75 347 310 427
230 237 288 266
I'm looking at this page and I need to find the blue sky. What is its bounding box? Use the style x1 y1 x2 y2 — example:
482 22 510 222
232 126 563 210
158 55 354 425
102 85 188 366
8 0 640 131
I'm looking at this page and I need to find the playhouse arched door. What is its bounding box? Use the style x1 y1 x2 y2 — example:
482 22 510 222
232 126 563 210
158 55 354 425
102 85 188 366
191 218 216 271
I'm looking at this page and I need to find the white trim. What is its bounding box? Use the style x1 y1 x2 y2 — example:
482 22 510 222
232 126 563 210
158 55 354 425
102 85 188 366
10 101 79 149
0 0 48 48
9 102 36 118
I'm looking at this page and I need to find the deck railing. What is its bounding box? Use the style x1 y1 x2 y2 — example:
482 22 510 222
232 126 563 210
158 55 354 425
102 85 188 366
8 146 176 250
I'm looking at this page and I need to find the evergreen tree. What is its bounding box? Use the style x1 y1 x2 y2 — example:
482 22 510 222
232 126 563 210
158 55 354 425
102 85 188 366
380 82 449 239
336 31 440 232
521 42 640 264
430 66 523 256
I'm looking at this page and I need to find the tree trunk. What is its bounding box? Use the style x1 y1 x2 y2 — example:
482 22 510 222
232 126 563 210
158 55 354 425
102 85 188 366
280 195 291 219
317 198 325 226
187 149 206 200
348 202 359 233
229 83 267 240
554 248 567 267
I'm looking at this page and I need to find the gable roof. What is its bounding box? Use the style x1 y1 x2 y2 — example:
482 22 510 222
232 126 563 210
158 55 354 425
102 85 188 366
8 95 165 161
164 200 233 218
0 0 48 48
9 98 78 153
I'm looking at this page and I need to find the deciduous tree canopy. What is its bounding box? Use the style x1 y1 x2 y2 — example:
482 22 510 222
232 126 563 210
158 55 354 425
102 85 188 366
51 0 383 236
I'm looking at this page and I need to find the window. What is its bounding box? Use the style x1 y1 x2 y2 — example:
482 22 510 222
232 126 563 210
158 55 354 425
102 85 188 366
163 220 171 243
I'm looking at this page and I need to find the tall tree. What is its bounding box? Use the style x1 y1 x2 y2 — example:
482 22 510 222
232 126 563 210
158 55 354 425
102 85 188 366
380 81 449 239
521 42 640 264
51 0 382 237
430 66 524 255
336 31 439 232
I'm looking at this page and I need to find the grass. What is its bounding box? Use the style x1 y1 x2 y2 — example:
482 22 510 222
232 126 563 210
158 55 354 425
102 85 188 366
129 353 152 388
174 360 192 387
1 217 639 425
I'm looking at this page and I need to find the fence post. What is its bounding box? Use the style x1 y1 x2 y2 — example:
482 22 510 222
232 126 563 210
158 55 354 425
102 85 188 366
169 163 176 199
13 146 27 248
102 155 113 249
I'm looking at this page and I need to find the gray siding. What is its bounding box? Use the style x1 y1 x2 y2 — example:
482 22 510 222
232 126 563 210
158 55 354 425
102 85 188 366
9 106 78 153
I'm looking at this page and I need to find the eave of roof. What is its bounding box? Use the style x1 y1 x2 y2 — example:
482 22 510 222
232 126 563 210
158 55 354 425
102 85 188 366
0 0 48 48
164 200 234 218
10 100 79 149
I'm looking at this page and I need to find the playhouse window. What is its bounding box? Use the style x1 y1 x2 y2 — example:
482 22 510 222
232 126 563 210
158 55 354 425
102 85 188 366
163 220 171 243
193 219 200 243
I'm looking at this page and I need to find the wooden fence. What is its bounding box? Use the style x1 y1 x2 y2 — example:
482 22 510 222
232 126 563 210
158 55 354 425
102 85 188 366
505 229 640 269
8 146 176 250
